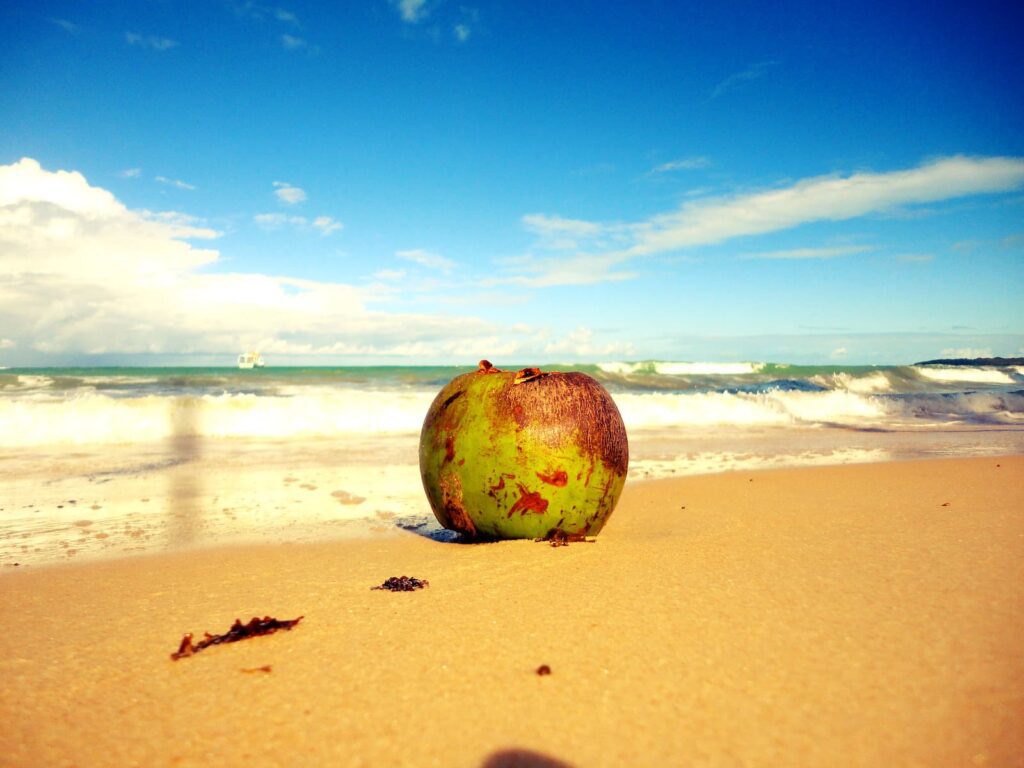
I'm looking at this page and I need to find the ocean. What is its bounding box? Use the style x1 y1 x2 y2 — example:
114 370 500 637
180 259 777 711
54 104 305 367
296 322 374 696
2 360 1023 565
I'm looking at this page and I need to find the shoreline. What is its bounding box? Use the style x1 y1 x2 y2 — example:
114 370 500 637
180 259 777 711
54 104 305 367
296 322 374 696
4 431 1022 569
2 456 1022 766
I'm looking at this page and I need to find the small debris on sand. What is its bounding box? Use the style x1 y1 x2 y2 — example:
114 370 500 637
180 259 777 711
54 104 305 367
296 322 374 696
372 576 429 591
536 664 552 676
535 529 593 547
171 616 303 660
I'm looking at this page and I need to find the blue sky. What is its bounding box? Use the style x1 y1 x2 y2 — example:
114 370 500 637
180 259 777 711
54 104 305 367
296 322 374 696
1 0 1022 365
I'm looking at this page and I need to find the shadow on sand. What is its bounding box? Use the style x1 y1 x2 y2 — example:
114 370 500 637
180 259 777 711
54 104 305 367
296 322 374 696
166 396 203 548
480 749 575 768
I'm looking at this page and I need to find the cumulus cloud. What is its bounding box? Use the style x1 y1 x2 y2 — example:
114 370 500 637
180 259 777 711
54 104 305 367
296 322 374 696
396 249 455 272
0 158 542 361
125 32 178 51
273 181 307 204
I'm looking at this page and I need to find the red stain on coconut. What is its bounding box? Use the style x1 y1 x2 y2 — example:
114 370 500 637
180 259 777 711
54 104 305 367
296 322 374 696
489 476 506 493
444 434 456 463
508 483 549 517
536 469 568 487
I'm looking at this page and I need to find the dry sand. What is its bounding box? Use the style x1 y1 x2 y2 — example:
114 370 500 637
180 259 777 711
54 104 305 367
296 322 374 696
2 456 1022 767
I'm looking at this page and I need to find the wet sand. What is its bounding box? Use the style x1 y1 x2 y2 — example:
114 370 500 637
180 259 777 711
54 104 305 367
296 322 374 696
1 456 1022 767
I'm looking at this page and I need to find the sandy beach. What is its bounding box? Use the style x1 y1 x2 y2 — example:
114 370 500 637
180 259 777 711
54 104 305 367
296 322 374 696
2 456 1022 767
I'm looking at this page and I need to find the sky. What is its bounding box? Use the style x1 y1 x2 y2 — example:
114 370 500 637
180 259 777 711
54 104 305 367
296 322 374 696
1 0 1023 366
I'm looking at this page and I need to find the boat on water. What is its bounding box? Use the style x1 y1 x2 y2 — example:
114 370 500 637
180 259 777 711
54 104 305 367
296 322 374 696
237 351 266 369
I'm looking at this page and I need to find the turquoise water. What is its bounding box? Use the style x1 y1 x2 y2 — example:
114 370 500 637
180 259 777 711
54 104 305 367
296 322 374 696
2 359 1022 566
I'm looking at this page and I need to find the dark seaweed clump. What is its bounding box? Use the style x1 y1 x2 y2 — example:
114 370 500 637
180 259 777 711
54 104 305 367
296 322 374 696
373 575 429 591
171 615 303 660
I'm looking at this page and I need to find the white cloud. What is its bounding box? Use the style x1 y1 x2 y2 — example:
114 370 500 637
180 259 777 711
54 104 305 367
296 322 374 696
51 18 78 33
254 212 341 235
895 253 934 263
0 158 540 361
125 32 178 51
627 156 1024 257
542 327 635 357
155 175 196 191
373 269 407 281
522 213 612 251
502 156 1024 288
275 8 299 24
651 157 710 173
488 252 637 288
740 245 872 260
312 216 342 235
118 168 142 179
281 34 319 52
396 249 455 272
273 181 307 204
394 0 429 23
454 23 470 42
710 60 776 99
830 346 849 359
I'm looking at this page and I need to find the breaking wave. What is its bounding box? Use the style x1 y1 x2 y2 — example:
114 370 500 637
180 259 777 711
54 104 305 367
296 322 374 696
1 384 1022 448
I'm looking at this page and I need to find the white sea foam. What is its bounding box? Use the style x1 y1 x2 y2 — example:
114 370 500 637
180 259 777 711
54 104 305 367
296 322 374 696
1 384 1021 449
0 389 435 447
913 366 1015 384
598 360 765 375
614 389 888 429
812 371 893 394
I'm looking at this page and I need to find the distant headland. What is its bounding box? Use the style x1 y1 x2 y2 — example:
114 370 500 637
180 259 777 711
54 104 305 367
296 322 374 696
915 357 1024 366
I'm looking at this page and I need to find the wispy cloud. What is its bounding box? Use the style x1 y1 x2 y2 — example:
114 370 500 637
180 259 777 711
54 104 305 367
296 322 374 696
125 32 179 51
51 18 78 33
118 168 142 179
281 34 319 53
396 248 455 272
488 252 637 288
710 60 776 99
273 181 307 204
311 215 342 235
651 156 711 174
504 156 1024 287
626 156 1024 257
275 8 299 24
155 176 196 191
254 212 341 235
393 0 430 23
740 245 872 260
521 214 613 251
454 23 471 42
